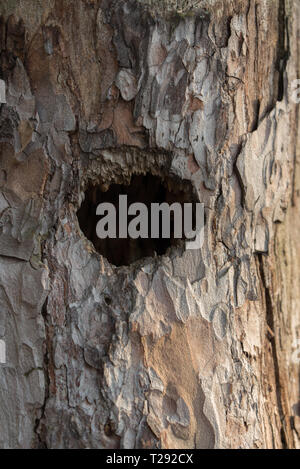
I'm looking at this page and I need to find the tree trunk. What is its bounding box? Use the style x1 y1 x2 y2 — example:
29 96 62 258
0 0 299 449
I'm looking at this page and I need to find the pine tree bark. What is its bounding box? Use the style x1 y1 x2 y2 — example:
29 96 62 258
0 0 299 449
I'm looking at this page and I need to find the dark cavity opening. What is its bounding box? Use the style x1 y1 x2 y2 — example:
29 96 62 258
77 173 197 267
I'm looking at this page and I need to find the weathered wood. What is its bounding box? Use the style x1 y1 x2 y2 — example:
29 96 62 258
0 0 299 449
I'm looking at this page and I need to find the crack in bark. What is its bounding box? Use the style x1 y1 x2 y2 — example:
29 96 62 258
34 297 50 449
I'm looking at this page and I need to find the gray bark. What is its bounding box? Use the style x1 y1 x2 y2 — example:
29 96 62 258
0 0 299 449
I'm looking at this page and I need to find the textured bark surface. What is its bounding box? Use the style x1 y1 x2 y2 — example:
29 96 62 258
0 0 299 449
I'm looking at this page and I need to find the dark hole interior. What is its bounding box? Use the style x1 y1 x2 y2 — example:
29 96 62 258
77 173 195 267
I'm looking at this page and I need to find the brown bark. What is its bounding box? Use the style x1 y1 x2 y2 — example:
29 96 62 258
0 0 299 449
